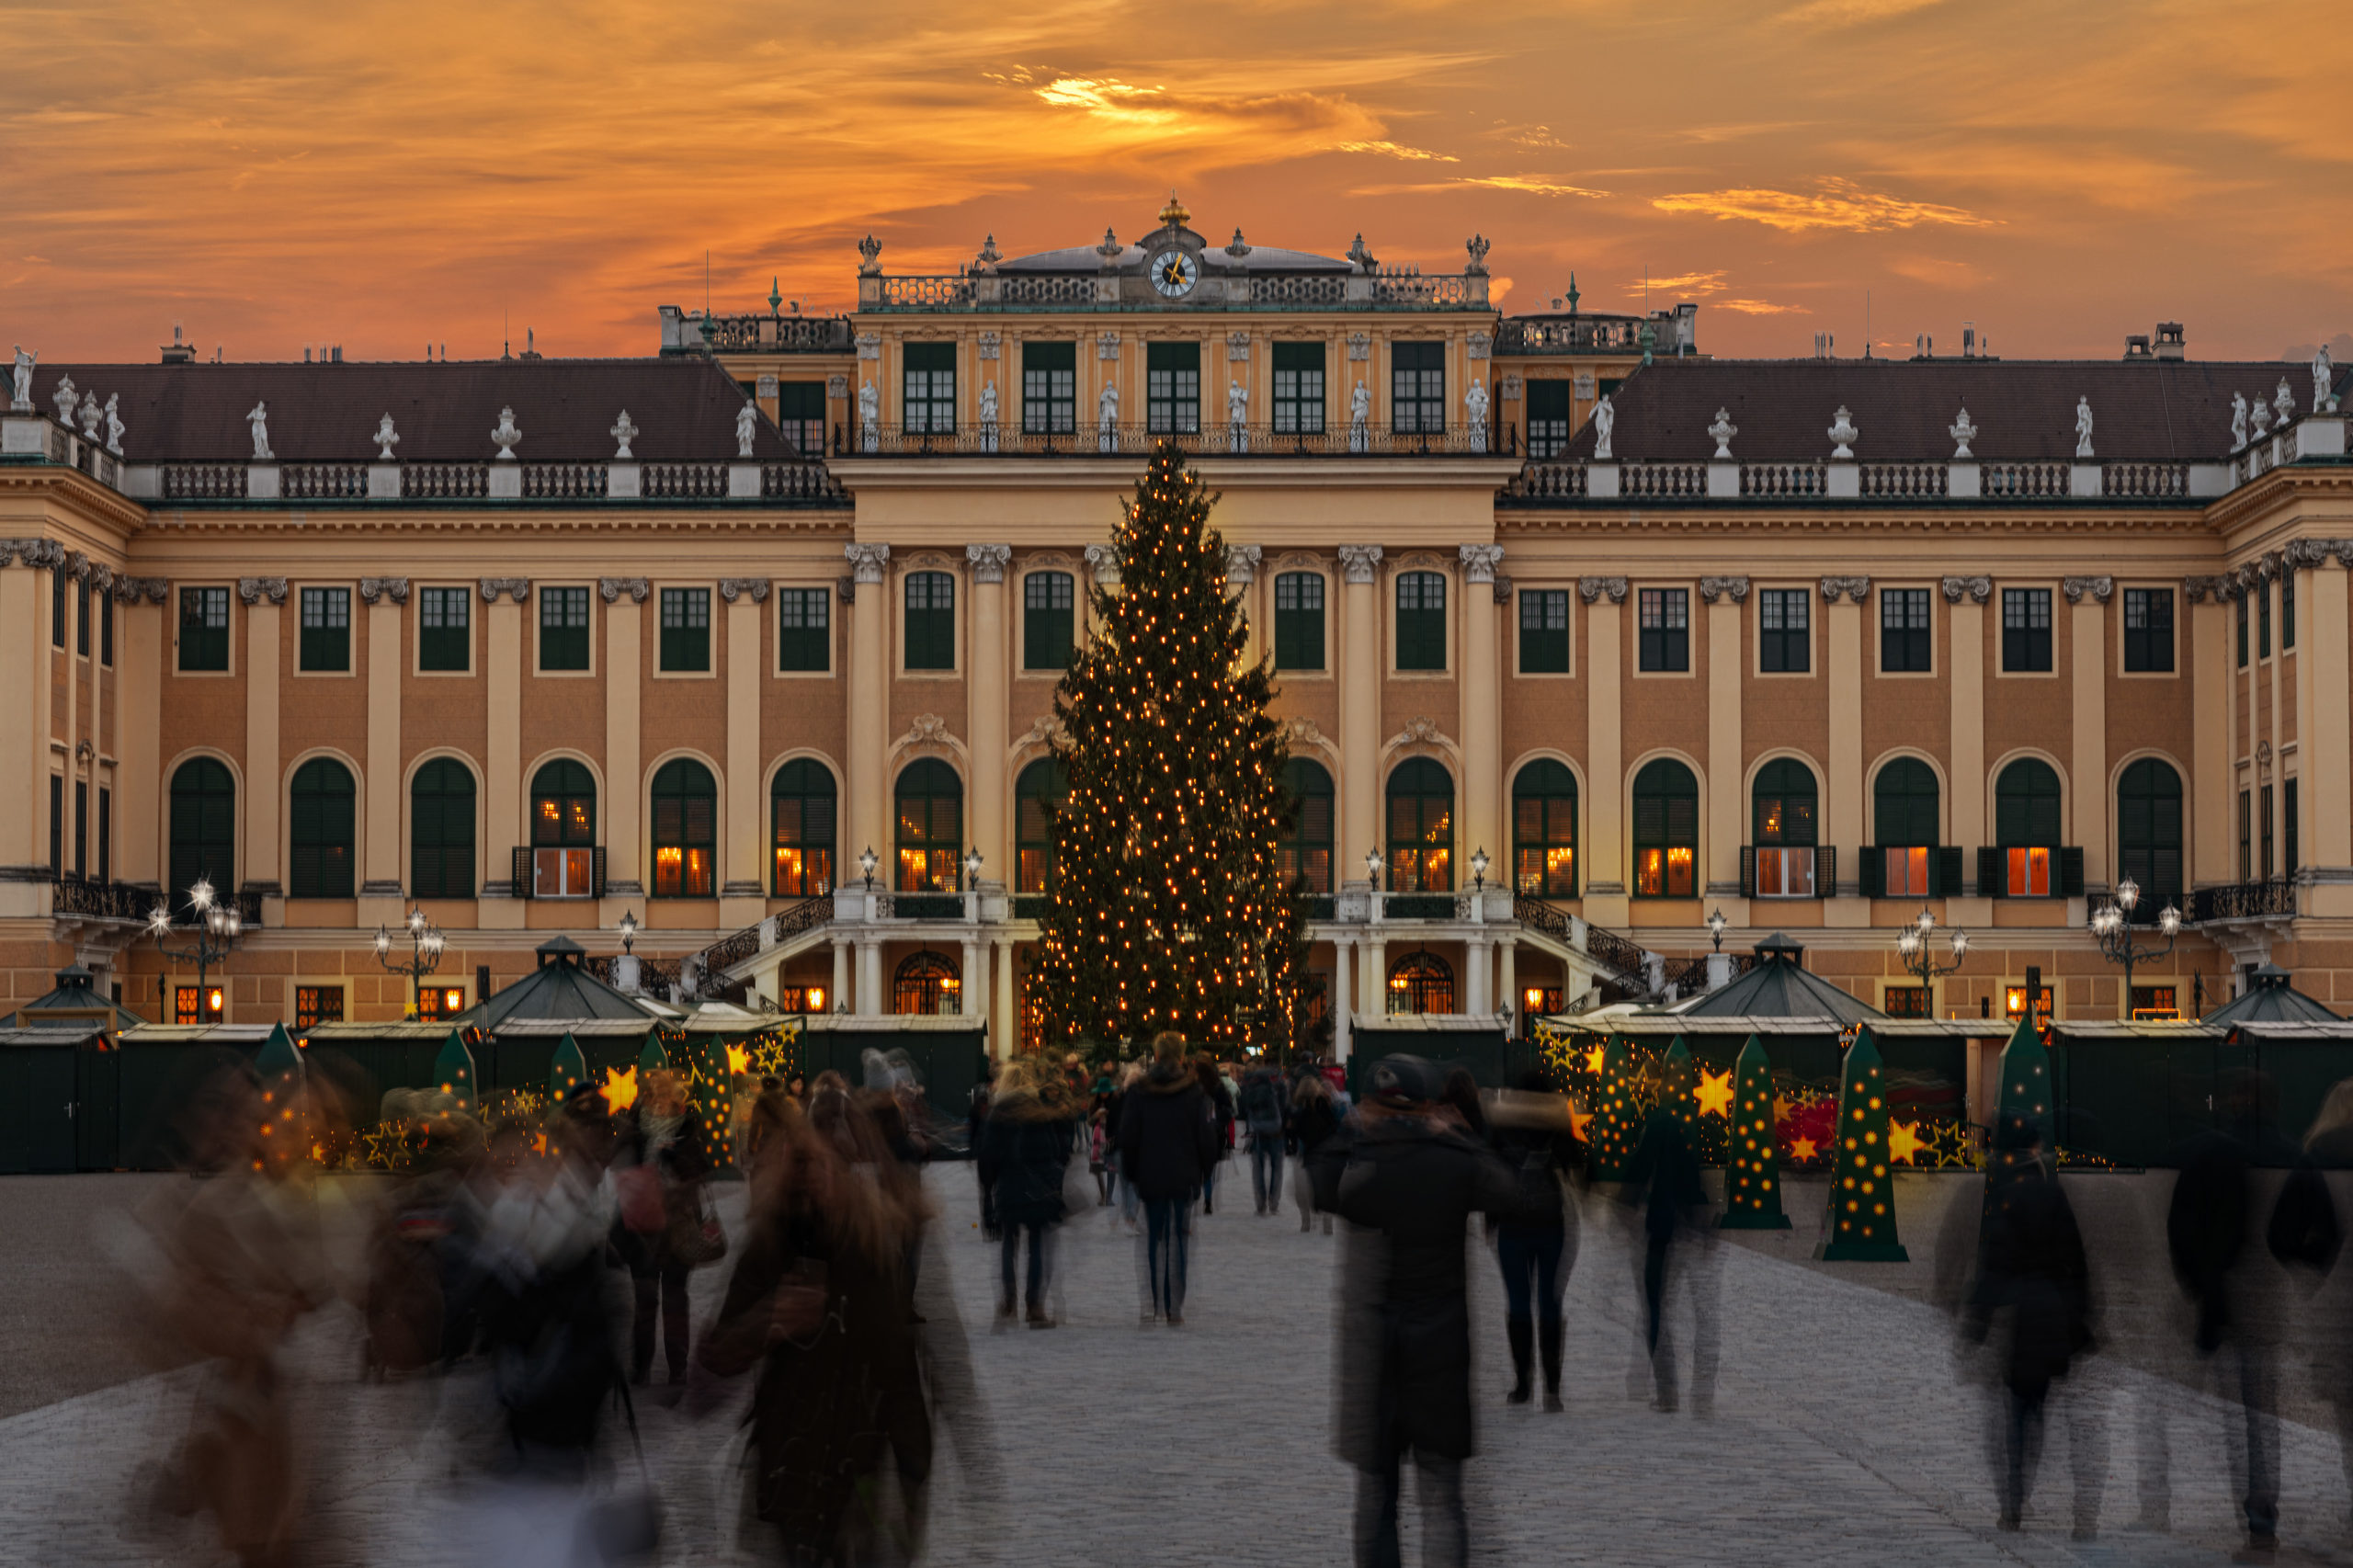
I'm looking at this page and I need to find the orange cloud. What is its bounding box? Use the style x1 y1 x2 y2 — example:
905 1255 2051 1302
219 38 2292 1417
1719 298 1813 314
1337 140 1458 163
1654 177 1994 233
1631 270 1729 296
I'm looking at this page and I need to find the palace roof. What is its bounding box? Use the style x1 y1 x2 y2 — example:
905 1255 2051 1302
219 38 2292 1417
1571 357 2327 464
999 232 1351 276
24 354 796 465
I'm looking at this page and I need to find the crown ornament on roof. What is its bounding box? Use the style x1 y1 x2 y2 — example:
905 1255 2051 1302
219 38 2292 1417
373 414 400 460
1225 228 1251 258
1157 190 1189 229
857 234 882 277
609 411 638 460
975 234 1001 274
1826 404 1859 460
1706 407 1736 460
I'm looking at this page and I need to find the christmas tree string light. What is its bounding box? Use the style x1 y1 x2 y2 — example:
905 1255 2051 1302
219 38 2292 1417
1816 1025 1910 1261
1719 1033 1791 1230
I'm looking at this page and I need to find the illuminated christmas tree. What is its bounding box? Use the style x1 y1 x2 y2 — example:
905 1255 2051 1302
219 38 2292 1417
1660 1035 1699 1145
1719 1034 1791 1230
549 1032 589 1098
433 1028 476 1114
1587 1033 1649 1181
1816 1025 1910 1261
1029 442 1312 1052
1984 1011 2055 1208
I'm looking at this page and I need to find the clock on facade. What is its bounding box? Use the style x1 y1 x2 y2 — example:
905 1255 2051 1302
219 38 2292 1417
1150 250 1199 298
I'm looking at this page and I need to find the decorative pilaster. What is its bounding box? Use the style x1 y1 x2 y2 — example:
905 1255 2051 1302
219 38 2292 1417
722 574 766 912
847 542 892 881
1459 544 1504 871
969 545 1012 882
1339 545 1383 873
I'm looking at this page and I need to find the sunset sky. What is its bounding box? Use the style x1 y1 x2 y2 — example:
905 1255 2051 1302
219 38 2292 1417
7 0 2347 365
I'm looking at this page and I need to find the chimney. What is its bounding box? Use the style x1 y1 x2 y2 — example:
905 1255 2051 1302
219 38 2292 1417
330 345 343 364
1961 323 1976 358
160 322 195 365
2123 334 2152 361
2154 322 2186 360
302 345 313 363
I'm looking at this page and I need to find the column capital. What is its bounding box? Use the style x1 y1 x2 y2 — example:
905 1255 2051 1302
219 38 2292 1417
598 576 650 603
1818 574 1872 603
1458 543 1505 584
2061 574 2113 605
114 575 169 603
2181 574 2233 603
717 577 770 603
965 544 1012 583
845 541 891 585
478 576 532 603
1578 574 1627 604
358 576 409 605
1084 542 1120 585
1940 574 1991 604
1337 544 1383 584
1226 543 1262 585
2281 539 2353 572
237 576 288 605
1697 574 1749 604
0 538 64 568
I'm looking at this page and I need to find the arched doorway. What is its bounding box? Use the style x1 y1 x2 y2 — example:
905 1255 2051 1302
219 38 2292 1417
895 949 961 1015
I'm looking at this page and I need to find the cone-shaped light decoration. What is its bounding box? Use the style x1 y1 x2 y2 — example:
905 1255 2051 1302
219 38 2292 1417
433 1028 477 1114
549 1032 590 1099
1816 1025 1910 1261
1720 1034 1791 1230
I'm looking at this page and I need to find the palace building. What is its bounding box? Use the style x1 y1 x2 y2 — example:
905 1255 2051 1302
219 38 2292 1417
3 196 2348 1051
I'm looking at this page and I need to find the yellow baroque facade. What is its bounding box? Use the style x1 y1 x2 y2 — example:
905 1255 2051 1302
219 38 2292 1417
2 200 2347 1050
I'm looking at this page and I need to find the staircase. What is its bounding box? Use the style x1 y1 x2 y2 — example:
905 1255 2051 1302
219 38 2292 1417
689 895 836 1003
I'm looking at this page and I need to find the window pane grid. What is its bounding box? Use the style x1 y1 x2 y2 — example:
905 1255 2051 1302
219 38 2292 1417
178 586 231 671
1396 572 1447 671
419 586 471 671
1518 589 1570 674
778 586 831 672
905 571 956 670
299 586 351 672
1759 588 1810 673
2002 587 2052 672
1639 587 1689 672
1275 572 1325 671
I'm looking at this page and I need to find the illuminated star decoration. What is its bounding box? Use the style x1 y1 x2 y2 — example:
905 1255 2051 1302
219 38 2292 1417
1789 1134 1819 1164
1886 1119 1925 1165
725 1042 751 1076
1569 1108 1595 1142
601 1063 639 1114
1695 1066 1735 1119
1585 1045 1607 1075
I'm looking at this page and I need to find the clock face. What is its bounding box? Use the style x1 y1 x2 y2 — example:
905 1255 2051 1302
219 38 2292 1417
1150 249 1199 297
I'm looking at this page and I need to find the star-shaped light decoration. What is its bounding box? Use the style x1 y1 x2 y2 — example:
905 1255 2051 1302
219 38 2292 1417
1788 1134 1819 1164
601 1063 640 1114
1584 1045 1607 1075
1886 1119 1925 1165
1773 1093 1794 1123
1569 1108 1595 1142
725 1042 751 1076
1695 1066 1735 1119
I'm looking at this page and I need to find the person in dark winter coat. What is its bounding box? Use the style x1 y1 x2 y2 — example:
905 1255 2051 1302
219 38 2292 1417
1310 1054 1525 1568
1619 1106 1716 1414
1118 1034 1219 1323
976 1058 1077 1327
1197 1058 1236 1214
1240 1063 1290 1215
1287 1073 1343 1233
610 1071 711 1389
1487 1073 1584 1410
1966 1118 2097 1534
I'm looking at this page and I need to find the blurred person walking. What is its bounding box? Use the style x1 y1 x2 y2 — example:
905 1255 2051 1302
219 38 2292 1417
1241 1058 1290 1215
611 1068 719 1392
1120 1034 1219 1324
1488 1072 1584 1410
978 1057 1077 1328
1198 1057 1236 1215
1619 1104 1718 1415
1310 1055 1524 1568
1288 1071 1342 1233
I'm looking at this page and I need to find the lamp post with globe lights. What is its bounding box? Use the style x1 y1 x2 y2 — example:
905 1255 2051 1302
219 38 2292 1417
2090 875 2180 1017
1706 907 1728 952
858 846 879 892
375 906 448 1019
1894 906 1970 1017
1365 847 1384 892
146 878 241 1021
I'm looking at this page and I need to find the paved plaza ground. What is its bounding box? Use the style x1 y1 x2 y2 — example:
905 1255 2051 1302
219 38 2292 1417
6 1157 2353 1566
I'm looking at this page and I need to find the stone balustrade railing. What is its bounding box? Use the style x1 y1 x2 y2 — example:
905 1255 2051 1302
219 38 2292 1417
1510 456 2222 504
856 269 1490 312
128 457 840 506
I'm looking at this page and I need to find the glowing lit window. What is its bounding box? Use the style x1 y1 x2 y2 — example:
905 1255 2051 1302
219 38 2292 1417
651 758 716 898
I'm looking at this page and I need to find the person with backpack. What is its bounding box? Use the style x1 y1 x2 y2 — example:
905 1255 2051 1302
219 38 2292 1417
1240 1061 1290 1216
1120 1034 1220 1324
978 1057 1077 1328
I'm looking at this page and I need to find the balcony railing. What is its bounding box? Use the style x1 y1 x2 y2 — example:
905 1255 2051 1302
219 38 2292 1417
883 893 967 920
139 458 843 507
282 463 368 500
1859 461 1947 498
1981 461 2068 498
50 877 156 921
688 312 856 354
2188 879 2296 924
1492 317 1653 356
1382 893 1459 920
835 421 1515 460
162 463 247 499
1742 462 1828 498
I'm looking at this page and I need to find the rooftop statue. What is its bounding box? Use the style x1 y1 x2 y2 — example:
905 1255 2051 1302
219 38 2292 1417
1949 407 1977 460
2252 397 2273 437
2230 392 2249 449
2074 396 2094 460
736 399 757 458
609 410 637 460
77 390 100 440
1706 406 1736 460
1592 392 1615 460
1097 382 1120 452
1350 381 1371 453
858 381 880 451
104 393 123 456
52 374 78 425
9 347 32 413
1467 379 1490 452
1827 404 1858 460
246 400 273 460
2274 378 2295 426
2317 346 2339 414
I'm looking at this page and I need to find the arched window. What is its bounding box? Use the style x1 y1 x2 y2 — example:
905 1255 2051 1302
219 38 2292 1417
1512 759 1577 898
651 759 717 898
1873 758 1940 898
287 758 355 899
895 759 962 892
1994 758 2063 897
1632 758 1699 898
1385 758 1454 892
411 758 476 899
169 757 235 916
894 950 961 1016
1750 757 1819 899
1279 758 1335 895
530 759 597 898
771 759 835 897
2118 758 2184 921
1015 758 1069 893
1387 950 1455 1016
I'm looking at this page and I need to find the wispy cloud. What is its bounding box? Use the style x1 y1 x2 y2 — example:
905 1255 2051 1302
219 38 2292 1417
1653 176 1994 233
1778 0 1942 23
1630 269 1727 295
1455 174 1607 198
1718 298 1811 314
1336 139 1457 162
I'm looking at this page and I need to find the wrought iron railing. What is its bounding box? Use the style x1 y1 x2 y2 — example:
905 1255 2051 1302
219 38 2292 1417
883 893 966 920
1583 922 1650 983
1513 894 1571 945
835 421 1512 460
50 877 154 921
2188 879 2296 924
1011 894 1051 921
1383 893 1458 921
773 894 835 941
699 922 766 974
584 954 680 993
1298 895 1336 922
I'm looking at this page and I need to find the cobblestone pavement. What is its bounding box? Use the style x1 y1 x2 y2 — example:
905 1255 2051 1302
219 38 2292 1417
6 1159 2353 1567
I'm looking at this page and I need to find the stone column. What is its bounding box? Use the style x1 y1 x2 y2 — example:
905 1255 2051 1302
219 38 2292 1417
846 545 891 882
967 546 1011 880
858 937 882 1017
2188 578 2234 887
1498 939 1517 1029
0 551 46 895
240 578 287 908
831 937 849 1017
117 581 164 888
1364 935 1387 1023
721 578 768 925
1943 577 1990 903
600 578 647 906
2292 551 2352 884
358 579 406 920
1338 546 1383 871
482 579 527 928
961 935 981 1022
1459 545 1504 879
1700 577 1748 909
1580 577 1628 926
2064 577 2112 887
1332 938 1352 1062
995 938 1016 1059
1465 934 1489 1014
1823 576 1868 908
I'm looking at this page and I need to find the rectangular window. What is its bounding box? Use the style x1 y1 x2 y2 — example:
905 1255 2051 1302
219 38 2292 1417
75 577 89 657
2122 587 2174 673
533 847 597 898
176 985 224 1025
539 585 591 671
1146 341 1200 435
2131 984 2179 1020
1759 588 1811 673
418 586 471 671
299 586 351 672
100 590 113 665
47 775 62 877
1271 343 1325 435
1391 341 1445 434
776 381 826 455
904 572 956 670
1526 381 1572 457
1880 588 1932 672
2237 788 2252 882
659 587 710 672
778 587 831 672
1883 985 1928 1018
2284 576 2297 650
2260 784 2274 880
97 787 110 882
73 780 86 877
2007 846 2052 898
1884 846 1930 898
1638 587 1689 672
178 586 231 671
1021 342 1076 435
416 985 468 1021
2258 582 2272 659
1274 572 1324 671
2002 587 2052 672
52 569 65 649
2286 778 2300 878
902 343 955 434
295 985 345 1028
1395 572 1448 671
2237 591 2249 667
1755 846 1816 898
1024 572 1075 670
1518 589 1569 674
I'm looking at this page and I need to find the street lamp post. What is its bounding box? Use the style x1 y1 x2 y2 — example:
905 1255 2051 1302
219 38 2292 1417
1894 906 1970 1017
2089 875 2180 1017
146 878 241 1020
858 846 879 892
1469 846 1490 893
1706 907 1728 952
375 905 448 1019
1365 848 1383 892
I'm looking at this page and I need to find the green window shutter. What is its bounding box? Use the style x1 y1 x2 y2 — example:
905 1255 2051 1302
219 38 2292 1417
1816 846 1836 900
2058 846 2086 898
1858 848 1883 900
1978 846 2004 899
1738 845 1756 897
1935 846 1963 899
